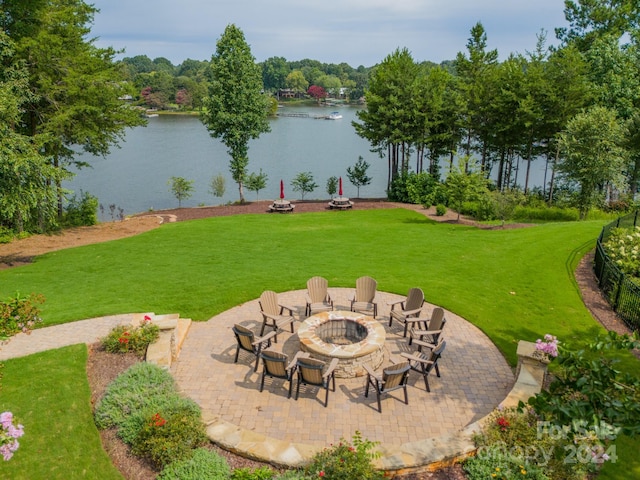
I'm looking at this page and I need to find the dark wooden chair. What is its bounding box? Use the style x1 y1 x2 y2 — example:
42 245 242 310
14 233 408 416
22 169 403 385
401 340 446 392
232 324 276 372
259 290 295 341
363 362 411 412
388 288 425 337
408 307 446 347
295 357 339 407
350 275 378 317
259 350 308 398
305 276 334 316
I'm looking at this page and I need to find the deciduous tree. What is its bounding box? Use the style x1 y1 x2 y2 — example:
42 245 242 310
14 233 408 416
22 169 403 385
557 106 627 219
245 169 268 200
1 0 145 225
201 24 271 203
168 177 194 208
291 172 317 200
346 156 372 198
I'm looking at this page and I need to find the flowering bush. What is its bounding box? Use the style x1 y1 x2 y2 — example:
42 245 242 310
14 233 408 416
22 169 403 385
131 406 208 468
0 411 24 461
0 292 44 341
603 226 640 278
101 320 159 355
535 334 559 358
304 431 383 480
496 416 510 432
469 407 604 480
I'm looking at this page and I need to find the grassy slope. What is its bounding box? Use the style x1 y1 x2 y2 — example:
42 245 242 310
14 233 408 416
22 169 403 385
0 345 123 479
0 208 637 478
0 209 604 364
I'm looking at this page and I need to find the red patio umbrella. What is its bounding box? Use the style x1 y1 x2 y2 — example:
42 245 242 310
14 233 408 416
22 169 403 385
280 179 285 199
339 177 343 196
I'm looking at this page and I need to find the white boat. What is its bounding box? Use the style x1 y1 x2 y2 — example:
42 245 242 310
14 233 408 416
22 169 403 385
327 111 342 120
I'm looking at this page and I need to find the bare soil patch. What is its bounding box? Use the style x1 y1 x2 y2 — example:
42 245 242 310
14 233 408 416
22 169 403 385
3 200 628 478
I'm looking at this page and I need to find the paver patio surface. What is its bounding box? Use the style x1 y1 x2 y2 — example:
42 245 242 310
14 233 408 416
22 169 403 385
171 289 514 450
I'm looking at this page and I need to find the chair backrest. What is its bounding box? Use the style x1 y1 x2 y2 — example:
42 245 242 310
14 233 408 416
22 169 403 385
307 276 329 303
429 308 445 330
297 357 326 386
426 341 446 372
261 350 289 378
233 324 255 352
405 288 424 311
381 362 411 391
259 290 280 316
355 276 377 303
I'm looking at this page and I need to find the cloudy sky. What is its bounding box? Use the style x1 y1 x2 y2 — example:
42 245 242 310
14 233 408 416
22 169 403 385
89 0 569 67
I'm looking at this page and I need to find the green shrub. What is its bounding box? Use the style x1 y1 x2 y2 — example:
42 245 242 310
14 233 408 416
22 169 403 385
304 431 383 480
130 405 208 468
464 447 549 480
388 172 439 204
158 447 230 479
101 323 160 355
117 395 202 445
0 292 44 340
273 470 308 480
472 406 615 480
94 362 176 429
63 190 98 227
603 226 640 277
435 204 447 216
0 226 15 244
231 465 276 479
512 206 579 222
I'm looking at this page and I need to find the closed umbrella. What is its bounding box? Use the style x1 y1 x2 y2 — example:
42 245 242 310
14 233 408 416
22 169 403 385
280 179 285 200
339 177 343 196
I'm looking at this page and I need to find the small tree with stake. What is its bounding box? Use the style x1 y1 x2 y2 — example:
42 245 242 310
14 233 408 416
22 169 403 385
346 156 372 198
168 176 194 208
291 172 318 200
245 169 268 200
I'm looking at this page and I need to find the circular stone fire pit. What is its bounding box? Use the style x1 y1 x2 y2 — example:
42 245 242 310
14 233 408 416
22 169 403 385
298 311 386 378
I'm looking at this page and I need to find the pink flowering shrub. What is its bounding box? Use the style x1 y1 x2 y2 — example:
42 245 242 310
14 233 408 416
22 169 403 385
0 411 24 461
0 293 44 341
535 334 559 357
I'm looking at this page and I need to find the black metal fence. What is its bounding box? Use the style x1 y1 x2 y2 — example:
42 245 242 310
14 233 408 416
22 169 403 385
594 210 640 332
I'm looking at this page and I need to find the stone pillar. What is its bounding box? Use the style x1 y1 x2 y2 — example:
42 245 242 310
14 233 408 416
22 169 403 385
500 340 550 408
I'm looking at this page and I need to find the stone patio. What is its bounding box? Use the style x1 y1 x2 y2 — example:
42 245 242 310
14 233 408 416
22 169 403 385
170 288 516 471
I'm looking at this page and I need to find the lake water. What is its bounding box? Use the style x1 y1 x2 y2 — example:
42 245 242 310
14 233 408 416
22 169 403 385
65 105 548 218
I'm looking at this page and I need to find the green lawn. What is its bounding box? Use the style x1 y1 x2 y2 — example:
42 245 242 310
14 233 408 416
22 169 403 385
0 345 123 479
0 208 637 478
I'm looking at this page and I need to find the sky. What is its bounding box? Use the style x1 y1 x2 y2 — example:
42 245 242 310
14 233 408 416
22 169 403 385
89 0 569 67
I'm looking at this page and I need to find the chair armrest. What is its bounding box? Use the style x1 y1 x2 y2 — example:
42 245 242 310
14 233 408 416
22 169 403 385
287 351 309 370
411 338 437 350
262 312 282 322
410 328 443 337
323 358 340 378
362 363 381 382
400 352 433 365
279 304 295 315
403 307 423 316
405 317 431 325
254 330 277 345
387 299 405 310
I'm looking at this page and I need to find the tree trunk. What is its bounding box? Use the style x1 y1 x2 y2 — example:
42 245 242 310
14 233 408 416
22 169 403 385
238 181 245 203
497 149 505 191
524 135 533 194
548 145 559 204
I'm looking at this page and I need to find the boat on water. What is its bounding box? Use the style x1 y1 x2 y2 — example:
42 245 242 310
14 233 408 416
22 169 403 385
327 111 342 120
